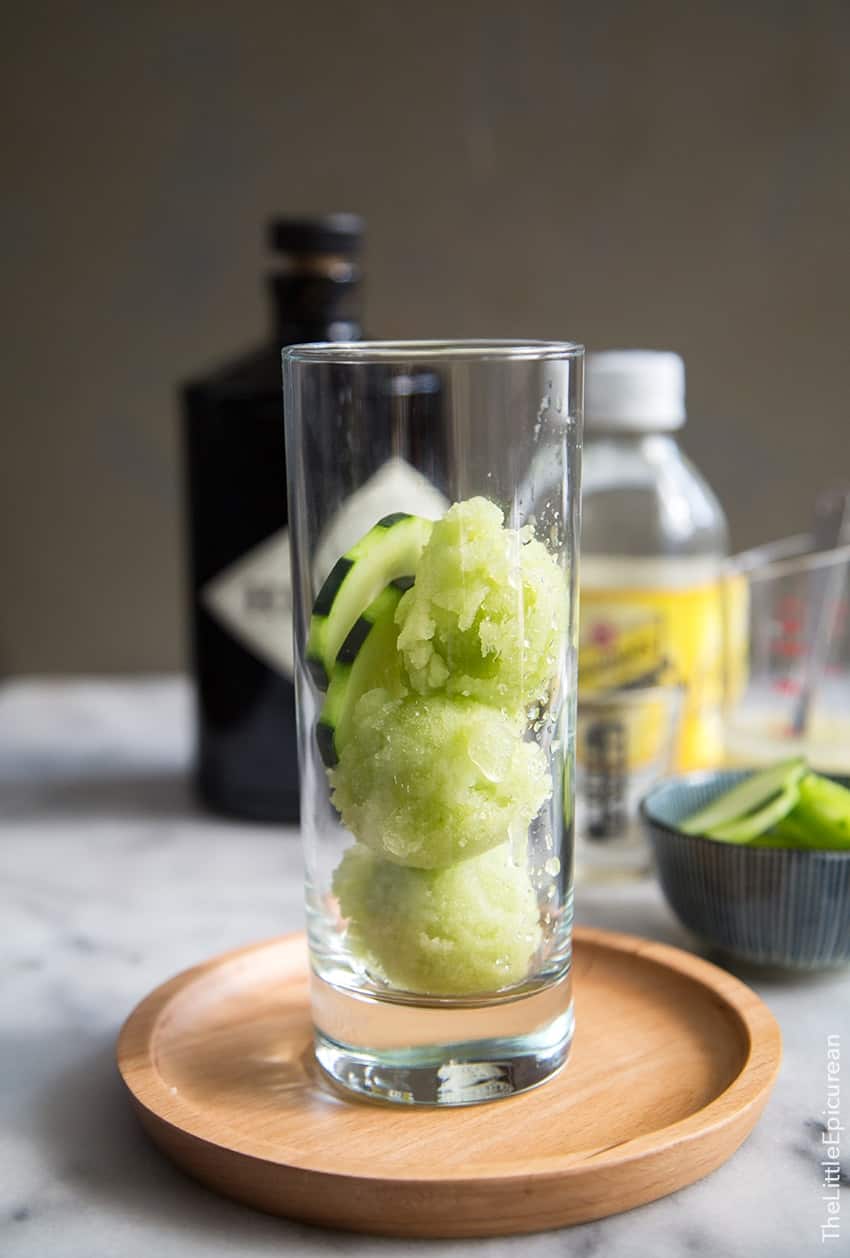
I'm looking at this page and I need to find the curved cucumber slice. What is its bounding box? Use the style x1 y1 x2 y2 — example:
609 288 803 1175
679 757 806 836
316 585 405 767
307 513 431 688
706 780 800 843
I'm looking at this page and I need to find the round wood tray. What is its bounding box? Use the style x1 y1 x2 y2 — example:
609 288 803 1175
117 926 781 1238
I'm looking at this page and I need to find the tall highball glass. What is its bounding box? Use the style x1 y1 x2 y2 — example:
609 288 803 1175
283 341 583 1105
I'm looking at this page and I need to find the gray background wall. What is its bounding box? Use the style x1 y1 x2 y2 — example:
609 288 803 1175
2 0 848 674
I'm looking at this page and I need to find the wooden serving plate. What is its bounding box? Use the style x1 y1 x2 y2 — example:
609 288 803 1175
117 926 781 1237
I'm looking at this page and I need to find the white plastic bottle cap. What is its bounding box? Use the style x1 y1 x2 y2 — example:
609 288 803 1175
585 350 686 430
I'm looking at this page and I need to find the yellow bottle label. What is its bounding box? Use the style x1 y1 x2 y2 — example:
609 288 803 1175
579 580 734 771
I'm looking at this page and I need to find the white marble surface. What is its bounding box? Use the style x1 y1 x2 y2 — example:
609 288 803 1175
2 678 848 1258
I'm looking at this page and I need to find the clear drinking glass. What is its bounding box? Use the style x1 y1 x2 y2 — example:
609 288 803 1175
574 683 683 882
283 340 583 1105
723 536 850 773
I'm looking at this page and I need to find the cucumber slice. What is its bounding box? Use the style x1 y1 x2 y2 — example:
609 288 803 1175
316 585 405 767
769 773 850 850
762 809 814 847
306 513 431 688
678 757 806 836
792 773 850 848
747 830 803 849
706 780 800 843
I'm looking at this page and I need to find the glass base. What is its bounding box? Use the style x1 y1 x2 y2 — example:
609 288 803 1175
312 972 574 1106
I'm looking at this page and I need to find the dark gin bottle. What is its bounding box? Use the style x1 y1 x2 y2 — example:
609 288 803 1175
182 214 364 821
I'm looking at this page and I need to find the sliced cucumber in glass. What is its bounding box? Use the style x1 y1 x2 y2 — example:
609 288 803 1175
316 584 405 768
306 512 431 688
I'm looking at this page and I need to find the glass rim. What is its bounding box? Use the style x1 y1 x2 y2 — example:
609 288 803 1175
731 533 850 582
282 338 585 364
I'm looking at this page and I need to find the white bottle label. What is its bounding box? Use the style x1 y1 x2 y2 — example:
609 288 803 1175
202 458 449 681
202 529 295 679
312 456 449 586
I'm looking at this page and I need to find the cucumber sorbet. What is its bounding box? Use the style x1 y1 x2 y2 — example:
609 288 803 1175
311 494 565 995
395 497 565 708
333 842 542 994
330 688 551 868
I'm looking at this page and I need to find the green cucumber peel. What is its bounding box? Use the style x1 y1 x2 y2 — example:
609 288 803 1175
762 810 814 847
678 757 806 836
796 773 850 837
781 773 850 850
307 513 431 683
317 584 405 767
746 830 803 849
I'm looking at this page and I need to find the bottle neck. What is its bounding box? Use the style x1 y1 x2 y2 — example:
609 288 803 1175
269 254 362 345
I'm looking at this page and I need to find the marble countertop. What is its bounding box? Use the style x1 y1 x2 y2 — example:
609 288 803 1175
2 678 848 1258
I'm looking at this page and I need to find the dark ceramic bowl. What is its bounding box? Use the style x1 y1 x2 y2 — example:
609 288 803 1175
641 770 850 970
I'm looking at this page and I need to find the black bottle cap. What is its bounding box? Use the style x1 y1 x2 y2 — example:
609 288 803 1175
268 213 364 255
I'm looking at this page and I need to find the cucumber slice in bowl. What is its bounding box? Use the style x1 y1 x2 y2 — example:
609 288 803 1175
790 773 850 849
678 757 806 836
306 513 431 688
704 779 801 842
316 585 405 768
